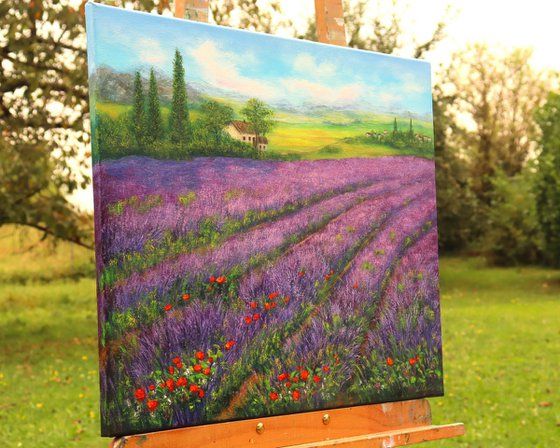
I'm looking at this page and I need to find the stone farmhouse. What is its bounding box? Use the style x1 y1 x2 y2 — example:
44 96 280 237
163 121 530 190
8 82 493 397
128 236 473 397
226 120 268 151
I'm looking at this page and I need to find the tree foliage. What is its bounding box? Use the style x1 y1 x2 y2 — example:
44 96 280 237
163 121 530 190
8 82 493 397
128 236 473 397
131 71 147 148
146 68 165 144
0 0 173 248
436 44 549 257
241 98 275 149
200 100 234 145
169 49 190 145
535 92 560 266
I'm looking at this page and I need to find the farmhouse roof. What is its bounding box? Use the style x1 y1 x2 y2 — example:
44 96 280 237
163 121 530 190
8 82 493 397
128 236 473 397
230 120 268 144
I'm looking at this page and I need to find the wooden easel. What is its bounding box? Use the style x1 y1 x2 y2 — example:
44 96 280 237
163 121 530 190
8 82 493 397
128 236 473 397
110 1 464 446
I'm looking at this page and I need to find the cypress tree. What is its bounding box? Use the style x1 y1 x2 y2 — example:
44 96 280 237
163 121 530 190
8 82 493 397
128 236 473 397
131 71 146 148
146 68 164 144
169 49 190 145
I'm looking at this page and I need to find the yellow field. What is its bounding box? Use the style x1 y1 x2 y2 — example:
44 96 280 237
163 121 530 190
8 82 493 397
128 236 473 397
95 101 434 159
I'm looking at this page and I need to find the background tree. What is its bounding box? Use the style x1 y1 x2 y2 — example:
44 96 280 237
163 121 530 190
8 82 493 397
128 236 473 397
0 0 173 248
535 92 560 266
146 68 164 145
131 71 147 149
199 100 234 146
241 98 275 149
442 45 547 206
169 49 190 145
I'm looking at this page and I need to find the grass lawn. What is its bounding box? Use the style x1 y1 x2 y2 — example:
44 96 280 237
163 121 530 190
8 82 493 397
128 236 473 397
0 228 558 447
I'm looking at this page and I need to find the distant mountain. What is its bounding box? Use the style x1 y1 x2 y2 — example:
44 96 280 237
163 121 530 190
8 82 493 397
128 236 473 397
91 65 201 105
90 66 432 124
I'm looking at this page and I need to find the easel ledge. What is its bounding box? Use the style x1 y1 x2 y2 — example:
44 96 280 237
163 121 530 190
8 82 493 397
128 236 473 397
109 2 464 446
111 399 464 447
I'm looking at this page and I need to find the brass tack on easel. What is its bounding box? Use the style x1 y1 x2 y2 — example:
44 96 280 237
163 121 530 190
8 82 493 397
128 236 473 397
256 422 265 434
322 413 331 425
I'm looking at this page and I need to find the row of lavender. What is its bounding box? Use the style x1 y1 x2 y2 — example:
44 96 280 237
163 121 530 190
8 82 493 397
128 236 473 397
95 156 442 436
96 156 433 288
99 176 433 342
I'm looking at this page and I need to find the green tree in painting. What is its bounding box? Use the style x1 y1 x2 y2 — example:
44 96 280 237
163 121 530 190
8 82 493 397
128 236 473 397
169 49 190 145
146 68 164 144
535 92 560 267
131 71 146 148
200 100 234 146
241 98 275 149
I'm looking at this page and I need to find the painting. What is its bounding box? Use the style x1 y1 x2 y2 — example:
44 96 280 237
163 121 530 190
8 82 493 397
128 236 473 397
86 3 443 437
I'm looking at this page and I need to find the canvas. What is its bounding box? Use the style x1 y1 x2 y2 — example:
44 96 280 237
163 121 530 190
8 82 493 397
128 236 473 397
86 3 443 437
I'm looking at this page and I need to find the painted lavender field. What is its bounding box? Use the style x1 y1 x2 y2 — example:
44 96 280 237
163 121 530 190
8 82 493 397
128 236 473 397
94 155 443 435
86 4 442 437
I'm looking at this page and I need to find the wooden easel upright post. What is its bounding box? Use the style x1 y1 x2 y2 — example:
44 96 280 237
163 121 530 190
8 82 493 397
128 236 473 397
111 2 464 446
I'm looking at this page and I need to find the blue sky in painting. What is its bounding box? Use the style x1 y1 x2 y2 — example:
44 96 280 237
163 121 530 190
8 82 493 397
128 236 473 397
86 3 433 116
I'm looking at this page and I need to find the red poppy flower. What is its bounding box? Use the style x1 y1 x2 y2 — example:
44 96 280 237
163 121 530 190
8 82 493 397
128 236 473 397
353 283 358 289
301 370 309 381
225 340 235 350
164 304 172 311
253 313 260 321
176 363 183 369
199 389 205 399
203 367 211 376
193 364 202 373
313 375 321 383
245 316 252 324
271 302 277 308
293 376 299 383
296 366 302 371
277 372 288 381
336 359 340 365
292 390 301 401
134 388 146 401
182 294 190 301
286 381 291 388
160 381 165 388
284 297 290 304
299 271 304 277
270 391 279 401
169 366 175 375
172 357 181 365
149 384 155 391
325 274 329 280
387 357 394 367
330 270 334 275
208 357 214 363
416 355 420 362
195 351 205 361
166 378 175 391
207 286 213 291
409 358 416 365
147 400 158 411
323 366 329 372
189 384 199 393
269 292 279 299
176 377 187 387
265 303 271 311
209 276 216 283
250 301 257 309
217 276 226 284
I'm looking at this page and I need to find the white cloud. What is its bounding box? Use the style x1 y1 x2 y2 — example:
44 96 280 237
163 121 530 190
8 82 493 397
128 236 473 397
398 73 424 94
292 53 336 78
188 40 279 101
281 78 364 106
137 38 169 65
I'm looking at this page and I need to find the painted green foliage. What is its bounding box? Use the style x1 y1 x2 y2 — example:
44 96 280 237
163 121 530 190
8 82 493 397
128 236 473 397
169 49 190 145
